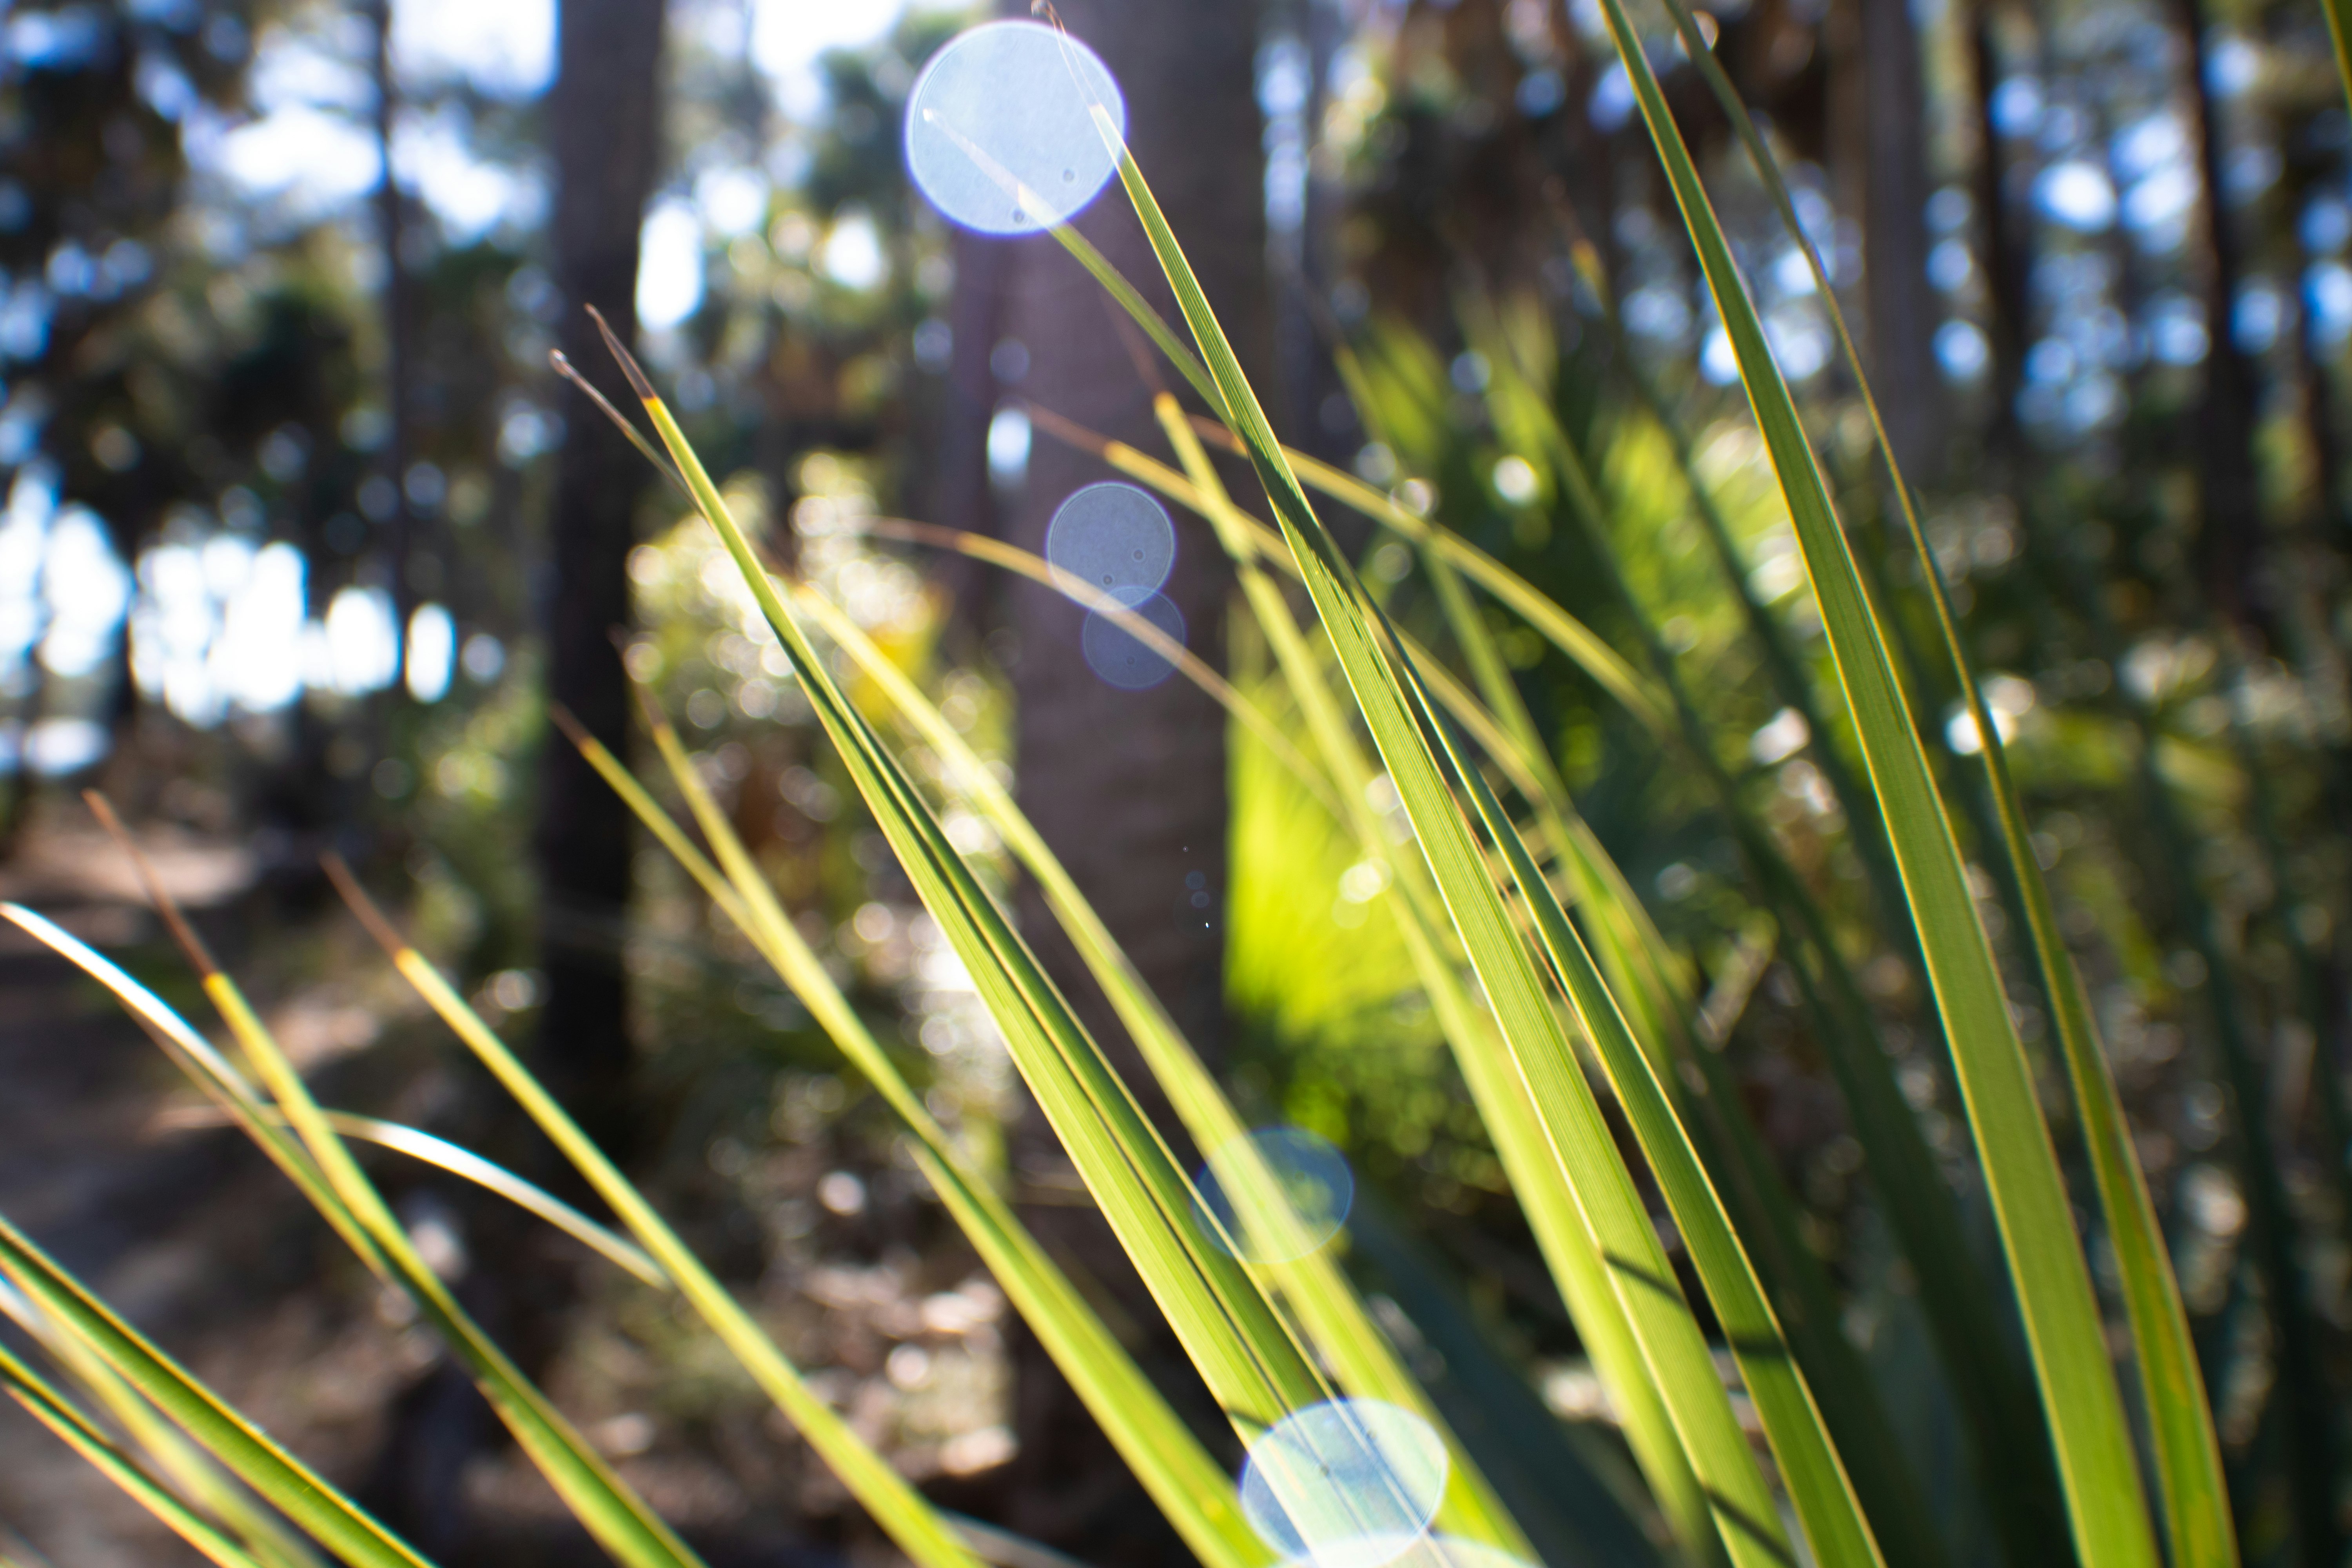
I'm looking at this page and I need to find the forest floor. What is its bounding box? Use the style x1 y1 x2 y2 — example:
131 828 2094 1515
0 804 993 1568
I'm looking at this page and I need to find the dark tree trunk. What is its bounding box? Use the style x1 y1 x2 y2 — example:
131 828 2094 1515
1858 0 1941 483
1969 0 2031 448
372 0 416 639
987 0 1267 1560
2176 0 2270 638
536 0 666 1158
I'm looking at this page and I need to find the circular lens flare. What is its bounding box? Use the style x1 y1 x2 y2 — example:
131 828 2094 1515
1241 1399 1449 1568
1081 590 1184 690
904 22 1127 236
1047 481 1175 605
1194 1126 1353 1265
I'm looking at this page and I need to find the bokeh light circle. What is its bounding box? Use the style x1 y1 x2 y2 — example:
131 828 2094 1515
1193 1125 1354 1264
1241 1399 1449 1568
1080 590 1184 690
1048 482 1175 606
904 21 1128 236
1283 1537 1537 1568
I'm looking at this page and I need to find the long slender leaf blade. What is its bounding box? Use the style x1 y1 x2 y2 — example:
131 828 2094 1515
1100 116 1791 1567
1653 14 2233 1561
1589 9 2160 1564
0 1342 267 1568
197 976 708 1568
0 1216 434 1568
605 706 1270 1568
621 352 1331 1434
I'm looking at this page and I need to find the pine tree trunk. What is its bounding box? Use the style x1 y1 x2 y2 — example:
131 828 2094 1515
535 0 666 1158
989 1 1267 1558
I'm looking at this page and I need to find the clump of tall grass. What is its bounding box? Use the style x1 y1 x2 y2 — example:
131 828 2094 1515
4 11 2330 1568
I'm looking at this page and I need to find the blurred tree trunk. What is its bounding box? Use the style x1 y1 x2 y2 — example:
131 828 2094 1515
1856 0 1941 482
535 0 666 1157
1968 0 2030 449
2176 0 2269 637
991 0 1267 1559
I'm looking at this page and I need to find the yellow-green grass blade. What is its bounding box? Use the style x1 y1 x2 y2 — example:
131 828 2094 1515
592 702 1270 1568
1171 415 1671 738
193 971 709 1568
2327 0 2352 116
1082 370 2031 1568
321 869 993 1568
0 1276 323 1568
0 1214 434 1568
1340 322 1884 1562
1655 13 2231 1561
1211 486 1715 1561
55 798 704 1568
1151 392 1720 1558
262 1111 661 1288
1410 663 1882 1568
0 904 379 1272
1394 419 1950 1568
0 1340 267 1568
1591 7 2161 1564
611 326 1329 1436
833 514 1338 814
1101 123 1788 1566
783 500 1530 1558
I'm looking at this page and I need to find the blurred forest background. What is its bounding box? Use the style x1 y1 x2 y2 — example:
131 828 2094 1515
0 0 2348 1563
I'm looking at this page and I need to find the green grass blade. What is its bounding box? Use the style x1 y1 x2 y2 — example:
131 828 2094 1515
580 704 1270 1568
321 868 994 1568
1152 397 1718 1559
1651 18 2232 1562
603 320 1330 1439
0 1340 268 1568
1413 666 1882 1568
196 972 709 1568
1173 416 1671 738
34 805 704 1568
0 1278 323 1568
1100 117 1789 1567
806 421 1529 1557
2326 0 2352 115
0 1215 435 1568
305 1113 662 1287
1590 9 2161 1564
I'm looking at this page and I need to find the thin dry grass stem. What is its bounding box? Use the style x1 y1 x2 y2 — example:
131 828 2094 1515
83 792 220 977
318 855 416 964
549 349 685 494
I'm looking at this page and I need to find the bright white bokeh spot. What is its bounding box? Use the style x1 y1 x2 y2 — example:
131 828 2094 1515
2037 162 2116 232
22 717 109 776
1193 1126 1353 1265
36 506 129 677
1241 1399 1449 1568
905 21 1127 236
1749 705 1810 766
751 0 909 120
325 584 401 697
1047 482 1173 606
218 543 308 712
392 0 553 99
1081 590 1183 691
986 405 1031 488
406 602 454 702
203 105 382 216
1936 319 1991 380
1490 455 1539 506
638 199 705 331
821 211 887 289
